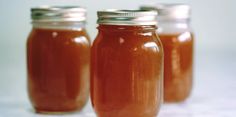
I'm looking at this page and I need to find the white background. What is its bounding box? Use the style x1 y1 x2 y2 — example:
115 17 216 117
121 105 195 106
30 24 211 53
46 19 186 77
0 0 236 116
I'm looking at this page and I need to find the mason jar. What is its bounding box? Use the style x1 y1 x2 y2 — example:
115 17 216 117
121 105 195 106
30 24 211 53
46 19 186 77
91 10 164 117
141 4 194 102
27 6 90 113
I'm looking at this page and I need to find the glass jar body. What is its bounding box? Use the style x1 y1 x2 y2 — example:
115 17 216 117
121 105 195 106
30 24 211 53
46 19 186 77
158 21 194 102
27 22 90 113
91 25 164 117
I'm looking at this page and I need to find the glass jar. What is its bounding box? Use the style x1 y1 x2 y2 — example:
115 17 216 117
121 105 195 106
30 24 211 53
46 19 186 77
91 10 164 117
27 6 90 113
141 4 194 102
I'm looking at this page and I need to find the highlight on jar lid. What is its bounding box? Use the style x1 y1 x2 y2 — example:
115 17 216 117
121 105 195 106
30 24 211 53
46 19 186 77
140 3 191 21
97 9 158 25
31 6 86 22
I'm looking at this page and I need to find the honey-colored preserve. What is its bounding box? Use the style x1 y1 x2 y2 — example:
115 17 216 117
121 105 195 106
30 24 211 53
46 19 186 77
27 6 90 113
27 28 90 112
141 3 194 102
159 32 193 102
91 25 163 117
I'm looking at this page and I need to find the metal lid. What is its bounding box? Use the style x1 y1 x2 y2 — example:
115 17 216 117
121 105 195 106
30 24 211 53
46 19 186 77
31 6 86 22
97 9 158 25
140 4 191 21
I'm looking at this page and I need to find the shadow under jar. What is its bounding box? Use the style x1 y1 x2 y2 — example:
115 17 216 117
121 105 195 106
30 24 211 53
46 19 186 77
141 4 194 102
27 6 90 113
91 10 164 117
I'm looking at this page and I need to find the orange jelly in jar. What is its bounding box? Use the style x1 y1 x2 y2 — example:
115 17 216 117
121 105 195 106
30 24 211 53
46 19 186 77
27 6 90 113
91 10 164 117
142 4 194 102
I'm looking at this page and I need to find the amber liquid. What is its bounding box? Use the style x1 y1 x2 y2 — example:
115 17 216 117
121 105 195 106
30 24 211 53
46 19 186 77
91 25 163 117
159 32 193 102
27 28 90 113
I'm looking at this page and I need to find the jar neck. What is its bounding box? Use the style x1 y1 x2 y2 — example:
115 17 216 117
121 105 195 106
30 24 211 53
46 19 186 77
158 20 191 34
98 25 157 32
32 21 86 30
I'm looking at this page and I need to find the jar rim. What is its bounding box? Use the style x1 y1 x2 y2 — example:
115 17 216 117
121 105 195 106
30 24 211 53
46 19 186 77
97 9 158 26
140 3 191 21
31 6 87 22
